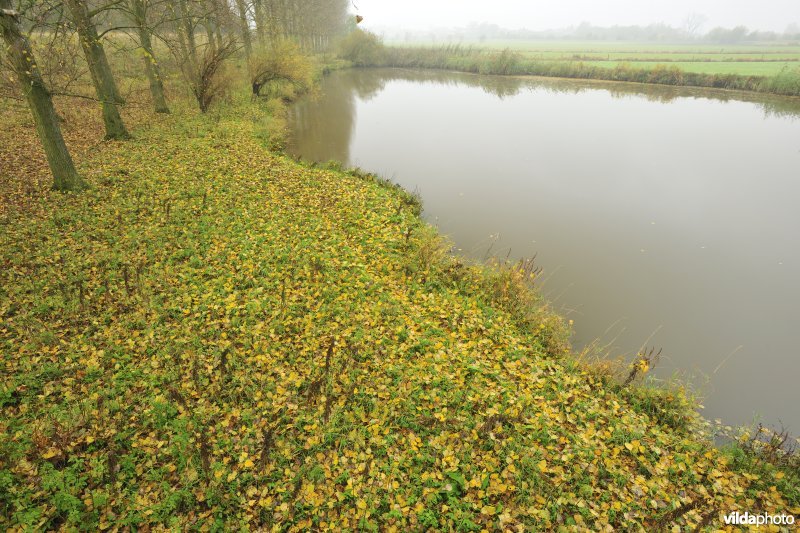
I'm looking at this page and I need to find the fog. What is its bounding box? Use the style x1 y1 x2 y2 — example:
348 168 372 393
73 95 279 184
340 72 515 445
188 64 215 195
354 0 800 34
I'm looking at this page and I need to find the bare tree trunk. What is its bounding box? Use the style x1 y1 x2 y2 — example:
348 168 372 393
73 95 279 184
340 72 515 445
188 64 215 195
280 0 288 39
169 1 191 67
176 0 198 69
200 0 220 49
1 4 86 191
253 0 266 46
214 23 223 50
263 0 277 44
203 19 216 53
64 0 130 139
129 0 169 113
234 0 252 64
138 26 170 113
210 0 224 49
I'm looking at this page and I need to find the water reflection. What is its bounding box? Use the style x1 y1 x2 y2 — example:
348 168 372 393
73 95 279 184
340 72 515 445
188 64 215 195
287 68 800 434
288 69 800 167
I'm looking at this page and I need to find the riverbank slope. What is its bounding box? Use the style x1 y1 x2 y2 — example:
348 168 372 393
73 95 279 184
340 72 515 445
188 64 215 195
1 95 796 530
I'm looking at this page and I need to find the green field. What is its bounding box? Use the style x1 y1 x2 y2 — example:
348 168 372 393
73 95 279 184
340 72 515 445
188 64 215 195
384 40 800 77
585 60 797 76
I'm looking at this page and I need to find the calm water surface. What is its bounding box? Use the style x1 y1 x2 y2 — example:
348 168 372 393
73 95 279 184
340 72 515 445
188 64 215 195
287 68 800 433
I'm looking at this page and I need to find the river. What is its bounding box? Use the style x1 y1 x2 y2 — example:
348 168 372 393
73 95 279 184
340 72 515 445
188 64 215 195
287 67 800 435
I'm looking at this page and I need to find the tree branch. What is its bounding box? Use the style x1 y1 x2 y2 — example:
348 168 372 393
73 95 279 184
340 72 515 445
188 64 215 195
87 0 126 19
97 25 141 38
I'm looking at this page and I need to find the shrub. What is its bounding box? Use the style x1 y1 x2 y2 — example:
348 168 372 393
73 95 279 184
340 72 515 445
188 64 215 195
250 41 313 97
721 424 800 506
647 64 684 85
184 40 237 113
479 49 521 75
337 29 386 67
759 66 800 96
478 257 571 357
621 384 698 432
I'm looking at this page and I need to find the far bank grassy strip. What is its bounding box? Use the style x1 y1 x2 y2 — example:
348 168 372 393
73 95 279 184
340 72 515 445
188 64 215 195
387 40 800 54
387 43 800 65
374 46 800 96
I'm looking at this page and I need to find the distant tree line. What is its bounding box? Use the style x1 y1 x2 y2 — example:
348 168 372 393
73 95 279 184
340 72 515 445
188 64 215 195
382 20 800 44
1 0 350 191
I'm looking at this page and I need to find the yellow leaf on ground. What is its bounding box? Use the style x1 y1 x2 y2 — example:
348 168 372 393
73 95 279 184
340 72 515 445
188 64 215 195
42 448 59 459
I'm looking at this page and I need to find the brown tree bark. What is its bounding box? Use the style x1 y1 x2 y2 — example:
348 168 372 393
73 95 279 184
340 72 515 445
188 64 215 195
1 3 87 191
253 0 266 46
174 0 198 71
128 0 169 113
234 0 252 64
63 0 130 139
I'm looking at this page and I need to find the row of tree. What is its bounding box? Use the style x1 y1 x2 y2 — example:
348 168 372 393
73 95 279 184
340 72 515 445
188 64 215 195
1 0 351 191
379 20 800 44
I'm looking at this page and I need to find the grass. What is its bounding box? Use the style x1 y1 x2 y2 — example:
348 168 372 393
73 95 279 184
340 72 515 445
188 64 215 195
389 40 800 50
1 75 797 530
584 60 797 76
387 40 800 63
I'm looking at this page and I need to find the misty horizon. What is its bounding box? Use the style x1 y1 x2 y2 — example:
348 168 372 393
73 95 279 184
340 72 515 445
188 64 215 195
353 0 800 36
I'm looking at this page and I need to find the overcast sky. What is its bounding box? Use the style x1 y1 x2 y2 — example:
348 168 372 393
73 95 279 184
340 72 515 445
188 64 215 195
354 0 800 33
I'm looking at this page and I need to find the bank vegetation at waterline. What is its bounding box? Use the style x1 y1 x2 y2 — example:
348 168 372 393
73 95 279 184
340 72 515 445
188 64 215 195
339 30 800 97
